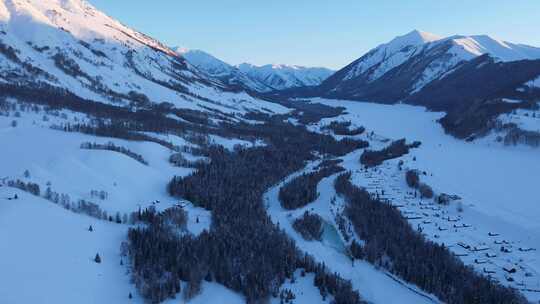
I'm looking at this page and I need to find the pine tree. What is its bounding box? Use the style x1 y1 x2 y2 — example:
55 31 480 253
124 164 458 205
88 225 93 232
94 253 101 264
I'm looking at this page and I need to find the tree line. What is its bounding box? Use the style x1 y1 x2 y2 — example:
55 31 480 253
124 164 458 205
360 138 420 167
322 120 365 136
80 141 148 165
4 177 130 224
5 179 40 196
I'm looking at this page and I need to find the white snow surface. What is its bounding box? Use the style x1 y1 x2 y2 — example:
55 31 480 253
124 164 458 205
450 35 540 62
497 106 540 133
3 96 540 302
208 134 264 151
0 188 142 304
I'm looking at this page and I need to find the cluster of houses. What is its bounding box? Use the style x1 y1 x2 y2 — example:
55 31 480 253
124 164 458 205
356 160 539 293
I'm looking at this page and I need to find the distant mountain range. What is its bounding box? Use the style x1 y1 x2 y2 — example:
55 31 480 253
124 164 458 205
272 30 540 138
236 62 334 91
174 47 334 92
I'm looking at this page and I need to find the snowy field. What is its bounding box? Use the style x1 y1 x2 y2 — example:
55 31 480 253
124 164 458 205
0 187 239 304
0 188 140 304
497 105 540 133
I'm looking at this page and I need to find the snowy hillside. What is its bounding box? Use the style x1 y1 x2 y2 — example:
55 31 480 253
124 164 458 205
237 62 334 91
0 188 140 304
448 34 540 62
0 0 288 115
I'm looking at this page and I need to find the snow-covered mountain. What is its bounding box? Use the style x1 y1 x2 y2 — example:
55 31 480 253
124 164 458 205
319 30 540 100
237 62 334 91
339 30 443 85
174 47 334 92
0 0 288 115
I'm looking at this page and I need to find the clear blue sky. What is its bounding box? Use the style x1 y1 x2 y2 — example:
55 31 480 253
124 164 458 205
88 0 540 70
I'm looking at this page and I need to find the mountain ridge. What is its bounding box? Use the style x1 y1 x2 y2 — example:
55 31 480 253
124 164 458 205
324 30 540 97
175 47 334 92
236 61 334 91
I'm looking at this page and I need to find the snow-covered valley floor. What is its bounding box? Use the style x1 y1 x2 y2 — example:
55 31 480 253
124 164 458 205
300 98 540 301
